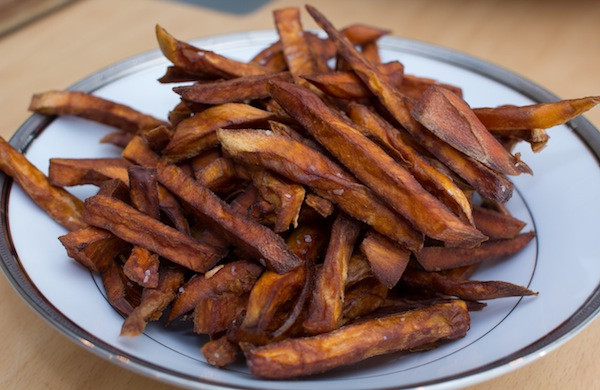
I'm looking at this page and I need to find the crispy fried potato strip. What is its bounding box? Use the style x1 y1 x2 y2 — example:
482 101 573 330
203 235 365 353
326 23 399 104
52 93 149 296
29 90 168 133
472 205 526 239
268 80 484 247
217 129 423 250
359 230 410 288
193 292 248 334
303 214 361 334
0 137 85 231
415 231 535 271
304 193 334 218
473 96 600 130
59 226 126 272
163 103 273 162
274 7 319 79
156 160 302 273
243 300 469 379
201 336 240 367
412 86 531 175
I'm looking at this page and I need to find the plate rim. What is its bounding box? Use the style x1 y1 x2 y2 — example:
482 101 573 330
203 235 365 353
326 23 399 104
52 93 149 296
0 29 599 390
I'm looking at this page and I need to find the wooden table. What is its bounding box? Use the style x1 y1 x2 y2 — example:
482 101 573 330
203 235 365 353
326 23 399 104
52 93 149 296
0 0 598 388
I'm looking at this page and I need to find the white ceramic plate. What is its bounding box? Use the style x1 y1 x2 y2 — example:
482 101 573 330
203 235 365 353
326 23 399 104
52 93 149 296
1 31 599 390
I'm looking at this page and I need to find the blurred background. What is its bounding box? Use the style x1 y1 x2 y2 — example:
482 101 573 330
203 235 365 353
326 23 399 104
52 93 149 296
0 0 599 389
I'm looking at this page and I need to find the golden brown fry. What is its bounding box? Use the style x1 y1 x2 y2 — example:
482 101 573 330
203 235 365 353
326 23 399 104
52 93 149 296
173 72 293 105
302 62 404 99
359 230 410 288
347 102 474 224
201 336 239 367
83 195 222 272
217 129 423 251
163 103 273 162
0 137 85 231
168 260 262 322
156 25 269 78
29 90 168 133
343 278 389 320
304 214 361 334
473 96 600 130
415 231 535 271
402 267 537 300
472 205 526 239
193 292 248 334
306 6 514 203
304 193 334 218
247 167 305 233
243 300 469 379
269 80 484 247
412 86 531 176
274 7 319 79
59 226 127 272
156 161 302 274
120 264 185 337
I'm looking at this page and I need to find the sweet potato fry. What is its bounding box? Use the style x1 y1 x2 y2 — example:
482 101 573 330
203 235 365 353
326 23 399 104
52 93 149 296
343 278 389 320
304 193 334 218
29 90 168 133
100 131 134 148
173 72 293 105
268 80 484 247
411 86 531 176
472 205 526 239
168 260 262 322
236 225 326 338
345 252 372 287
274 8 319 79
306 6 514 203
217 129 423 251
156 24 270 78
201 336 239 367
0 137 85 231
193 292 248 334
156 160 302 274
127 166 160 218
246 166 305 232
340 23 390 45
359 230 410 288
100 259 139 316
158 65 216 83
96 179 130 201
140 124 172 153
123 246 159 288
304 214 361 334
48 158 131 187
120 264 185 337
361 41 380 64
268 120 324 152
194 157 238 194
399 74 463 100
243 300 469 379
473 96 600 130
415 231 535 271
58 226 127 272
347 102 474 224
402 268 537 300
302 62 404 100
83 195 222 272
163 103 273 162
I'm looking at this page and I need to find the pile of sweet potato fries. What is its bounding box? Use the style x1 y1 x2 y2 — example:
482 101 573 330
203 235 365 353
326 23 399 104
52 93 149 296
1 5 599 379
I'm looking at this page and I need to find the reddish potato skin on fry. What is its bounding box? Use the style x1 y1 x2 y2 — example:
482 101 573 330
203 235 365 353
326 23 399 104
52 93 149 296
473 96 600 130
243 300 470 379
416 231 535 271
0 137 86 231
29 90 168 133
268 80 485 247
156 161 302 274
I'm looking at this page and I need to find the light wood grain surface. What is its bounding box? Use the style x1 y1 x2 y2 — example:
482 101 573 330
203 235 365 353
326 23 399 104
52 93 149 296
0 0 599 388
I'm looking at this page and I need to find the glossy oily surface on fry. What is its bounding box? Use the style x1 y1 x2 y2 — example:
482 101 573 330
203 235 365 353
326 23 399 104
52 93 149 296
2 28 600 390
